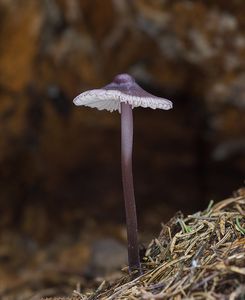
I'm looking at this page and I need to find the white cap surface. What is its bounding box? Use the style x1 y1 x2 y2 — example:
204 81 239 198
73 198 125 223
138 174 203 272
73 74 173 113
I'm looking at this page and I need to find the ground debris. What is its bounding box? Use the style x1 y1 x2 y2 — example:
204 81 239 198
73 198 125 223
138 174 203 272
75 189 245 299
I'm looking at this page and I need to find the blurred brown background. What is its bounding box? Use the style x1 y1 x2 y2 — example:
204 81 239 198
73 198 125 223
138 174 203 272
0 0 244 297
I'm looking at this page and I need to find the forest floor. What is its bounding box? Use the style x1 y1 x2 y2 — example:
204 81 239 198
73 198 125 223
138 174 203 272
69 188 245 300
0 189 244 300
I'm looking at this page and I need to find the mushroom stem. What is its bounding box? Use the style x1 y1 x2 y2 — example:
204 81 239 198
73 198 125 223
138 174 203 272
121 102 141 274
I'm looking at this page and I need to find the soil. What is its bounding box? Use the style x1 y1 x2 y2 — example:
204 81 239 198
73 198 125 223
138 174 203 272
0 188 244 300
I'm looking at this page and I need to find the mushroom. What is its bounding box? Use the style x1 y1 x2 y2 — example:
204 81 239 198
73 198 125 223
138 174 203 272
73 74 172 274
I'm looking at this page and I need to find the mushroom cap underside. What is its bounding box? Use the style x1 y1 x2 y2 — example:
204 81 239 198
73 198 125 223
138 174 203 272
73 89 172 113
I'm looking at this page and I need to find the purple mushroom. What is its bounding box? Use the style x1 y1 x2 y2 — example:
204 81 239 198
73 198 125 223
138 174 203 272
73 74 172 274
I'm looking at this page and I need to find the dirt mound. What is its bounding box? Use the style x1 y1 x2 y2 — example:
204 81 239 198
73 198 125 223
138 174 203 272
70 188 245 299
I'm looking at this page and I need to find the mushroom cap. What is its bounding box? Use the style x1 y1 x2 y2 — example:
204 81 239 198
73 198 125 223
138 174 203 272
73 74 173 112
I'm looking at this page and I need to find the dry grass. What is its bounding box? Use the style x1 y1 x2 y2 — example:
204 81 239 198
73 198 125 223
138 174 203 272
71 188 245 300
